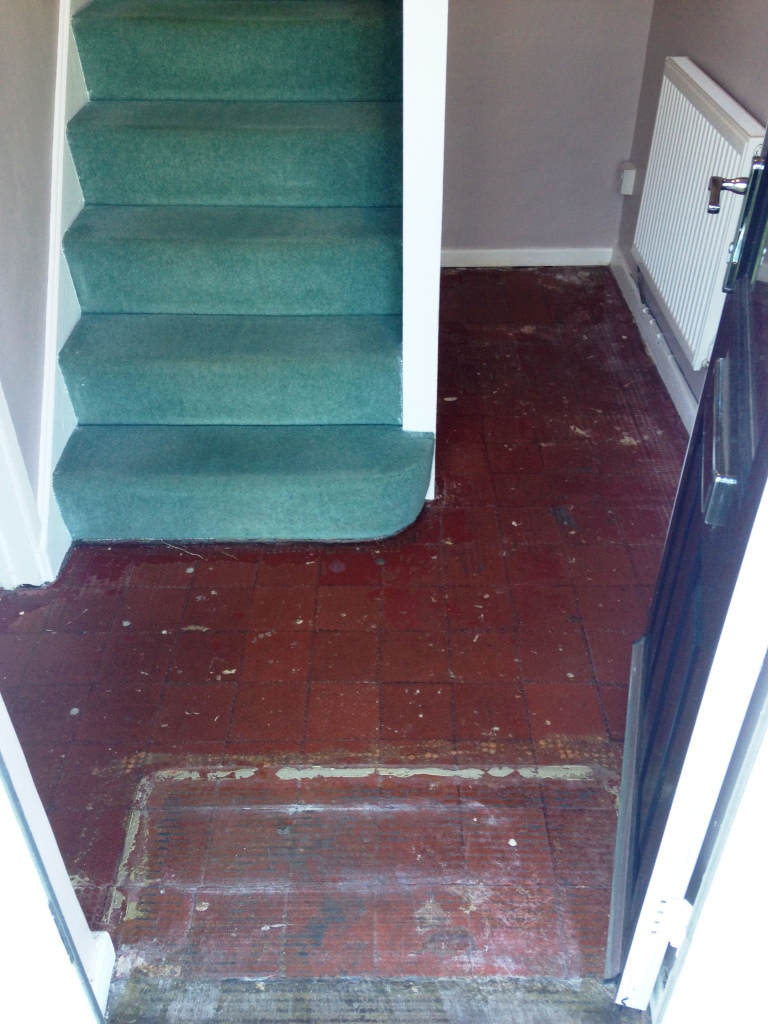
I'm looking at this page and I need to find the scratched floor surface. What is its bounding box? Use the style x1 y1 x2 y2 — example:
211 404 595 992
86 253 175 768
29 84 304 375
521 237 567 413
107 977 634 1023
110 763 619 979
0 269 687 986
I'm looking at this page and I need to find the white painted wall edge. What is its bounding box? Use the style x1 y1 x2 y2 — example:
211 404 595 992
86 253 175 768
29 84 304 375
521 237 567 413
0 697 115 1010
36 2 86 581
616 473 768 1009
0 753 104 1023
36 0 72 557
402 0 448 472
441 247 614 268
0 382 51 588
611 249 698 433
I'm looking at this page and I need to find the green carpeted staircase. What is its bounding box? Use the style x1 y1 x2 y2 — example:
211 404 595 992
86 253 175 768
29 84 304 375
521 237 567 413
54 0 433 542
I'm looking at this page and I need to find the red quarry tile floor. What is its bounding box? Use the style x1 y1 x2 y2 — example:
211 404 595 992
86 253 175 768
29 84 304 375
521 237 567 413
0 268 688 982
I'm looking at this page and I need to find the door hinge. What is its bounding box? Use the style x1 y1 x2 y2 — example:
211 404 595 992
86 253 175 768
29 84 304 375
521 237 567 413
650 897 693 949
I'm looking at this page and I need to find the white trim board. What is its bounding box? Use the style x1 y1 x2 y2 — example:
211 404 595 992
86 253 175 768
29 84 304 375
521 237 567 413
441 247 613 268
0 383 51 589
0 764 103 1024
402 0 449 500
0 696 114 1014
37 3 84 582
611 249 698 433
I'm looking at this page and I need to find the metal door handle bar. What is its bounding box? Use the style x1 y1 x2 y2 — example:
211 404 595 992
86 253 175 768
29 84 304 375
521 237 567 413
708 176 749 214
702 356 737 525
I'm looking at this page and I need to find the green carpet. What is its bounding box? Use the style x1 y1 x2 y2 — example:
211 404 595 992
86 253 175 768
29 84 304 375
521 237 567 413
54 425 433 541
60 315 403 425
55 0 432 542
68 101 403 207
73 1 403 102
64 206 403 315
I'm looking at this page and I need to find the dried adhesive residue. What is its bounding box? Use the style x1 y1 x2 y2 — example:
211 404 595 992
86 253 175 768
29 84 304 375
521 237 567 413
379 767 486 780
123 899 141 922
275 765 594 782
206 768 257 780
275 766 488 781
116 806 145 886
516 765 595 780
154 769 202 782
276 766 377 780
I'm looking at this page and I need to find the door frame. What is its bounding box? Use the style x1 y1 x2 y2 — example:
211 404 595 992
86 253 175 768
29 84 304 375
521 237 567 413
652 650 768 1022
0 697 115 1016
614 470 768 1009
0 380 51 588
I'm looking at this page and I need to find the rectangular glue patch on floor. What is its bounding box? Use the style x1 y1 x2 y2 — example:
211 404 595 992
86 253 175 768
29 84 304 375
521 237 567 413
109 764 619 981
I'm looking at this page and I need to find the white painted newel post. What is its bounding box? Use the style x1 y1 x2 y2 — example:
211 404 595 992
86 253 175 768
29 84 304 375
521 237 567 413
402 0 449 498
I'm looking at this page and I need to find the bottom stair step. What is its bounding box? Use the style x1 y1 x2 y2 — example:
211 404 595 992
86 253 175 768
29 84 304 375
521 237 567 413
53 425 434 542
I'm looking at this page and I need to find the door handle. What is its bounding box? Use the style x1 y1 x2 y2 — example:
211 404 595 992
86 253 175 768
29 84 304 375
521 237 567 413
707 176 749 214
702 356 737 526
718 156 767 290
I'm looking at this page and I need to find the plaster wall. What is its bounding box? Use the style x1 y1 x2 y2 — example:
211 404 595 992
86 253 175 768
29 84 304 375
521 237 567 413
442 0 654 252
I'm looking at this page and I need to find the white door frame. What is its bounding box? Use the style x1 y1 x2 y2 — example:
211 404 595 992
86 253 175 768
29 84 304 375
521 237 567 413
616 473 768 1009
0 697 115 1016
653 653 768 1022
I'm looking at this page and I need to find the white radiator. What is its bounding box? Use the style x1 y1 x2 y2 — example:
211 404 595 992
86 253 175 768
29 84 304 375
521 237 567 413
632 57 764 370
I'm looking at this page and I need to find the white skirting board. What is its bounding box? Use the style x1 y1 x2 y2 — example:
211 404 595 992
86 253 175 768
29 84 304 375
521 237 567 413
441 247 614 268
611 250 699 433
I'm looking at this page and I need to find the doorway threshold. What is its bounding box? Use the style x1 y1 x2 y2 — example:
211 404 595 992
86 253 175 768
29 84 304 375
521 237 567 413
108 975 643 1023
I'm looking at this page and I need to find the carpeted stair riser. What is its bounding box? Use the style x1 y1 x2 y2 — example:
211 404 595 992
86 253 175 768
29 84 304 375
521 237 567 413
73 0 402 102
60 315 402 425
53 426 434 541
68 101 403 208
63 207 402 316
54 0 432 544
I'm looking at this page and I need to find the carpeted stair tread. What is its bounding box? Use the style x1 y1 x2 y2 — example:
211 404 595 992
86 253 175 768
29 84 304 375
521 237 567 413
63 205 403 315
60 314 402 425
53 424 434 541
68 100 403 207
73 0 402 101
55 0 427 544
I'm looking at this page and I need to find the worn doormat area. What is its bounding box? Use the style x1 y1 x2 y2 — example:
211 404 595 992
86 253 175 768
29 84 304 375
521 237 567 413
107 976 642 1024
107 763 619 983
